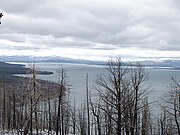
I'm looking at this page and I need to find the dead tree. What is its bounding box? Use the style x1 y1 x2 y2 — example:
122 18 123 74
32 64 39 135
79 103 87 135
2 77 6 131
94 57 128 135
160 77 180 134
141 97 152 135
86 74 90 135
90 95 101 135
129 63 149 135
56 67 67 135
94 57 149 135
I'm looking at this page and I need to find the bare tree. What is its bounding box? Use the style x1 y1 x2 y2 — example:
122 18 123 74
160 77 180 134
129 63 149 135
79 103 87 135
141 97 153 135
56 67 68 135
95 57 129 135
86 74 91 135
93 57 150 135
90 95 101 135
2 77 6 131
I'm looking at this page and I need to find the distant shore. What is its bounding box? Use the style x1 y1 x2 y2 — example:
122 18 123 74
0 62 53 76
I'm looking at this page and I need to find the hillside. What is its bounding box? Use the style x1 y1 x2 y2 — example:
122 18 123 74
0 62 53 76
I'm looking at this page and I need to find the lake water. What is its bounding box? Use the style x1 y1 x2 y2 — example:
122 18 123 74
10 62 180 115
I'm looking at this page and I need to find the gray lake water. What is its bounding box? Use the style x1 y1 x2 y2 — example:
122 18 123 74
10 62 180 116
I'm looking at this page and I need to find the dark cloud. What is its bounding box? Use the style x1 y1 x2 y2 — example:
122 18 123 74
0 0 180 60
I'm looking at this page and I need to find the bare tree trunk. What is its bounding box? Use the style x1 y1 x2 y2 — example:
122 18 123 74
129 63 148 135
56 68 66 135
32 65 39 135
30 97 33 135
86 74 90 135
2 77 6 131
117 92 122 135
13 88 16 129
7 93 11 130
90 95 101 135
174 98 180 135
56 87 62 135
79 104 87 135
73 100 76 135
48 89 52 134
61 104 64 135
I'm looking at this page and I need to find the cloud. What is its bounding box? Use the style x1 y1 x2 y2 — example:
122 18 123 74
0 0 180 60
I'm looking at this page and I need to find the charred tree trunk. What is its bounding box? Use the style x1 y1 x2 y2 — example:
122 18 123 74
86 74 90 135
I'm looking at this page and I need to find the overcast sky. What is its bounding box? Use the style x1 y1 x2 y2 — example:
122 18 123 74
1 0 180 61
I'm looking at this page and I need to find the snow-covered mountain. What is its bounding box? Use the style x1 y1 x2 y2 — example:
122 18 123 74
1 55 180 68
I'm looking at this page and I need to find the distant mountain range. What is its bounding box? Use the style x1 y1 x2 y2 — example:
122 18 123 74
0 55 180 68
0 55 106 65
134 60 180 68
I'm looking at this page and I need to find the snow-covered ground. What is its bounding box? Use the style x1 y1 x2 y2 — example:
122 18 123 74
0 130 75 135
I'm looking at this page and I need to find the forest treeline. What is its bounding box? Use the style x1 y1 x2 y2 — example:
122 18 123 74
0 57 180 135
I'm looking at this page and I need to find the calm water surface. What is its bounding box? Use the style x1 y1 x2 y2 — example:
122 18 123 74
11 62 180 115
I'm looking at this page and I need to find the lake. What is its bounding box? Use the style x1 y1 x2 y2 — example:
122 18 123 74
10 62 180 115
